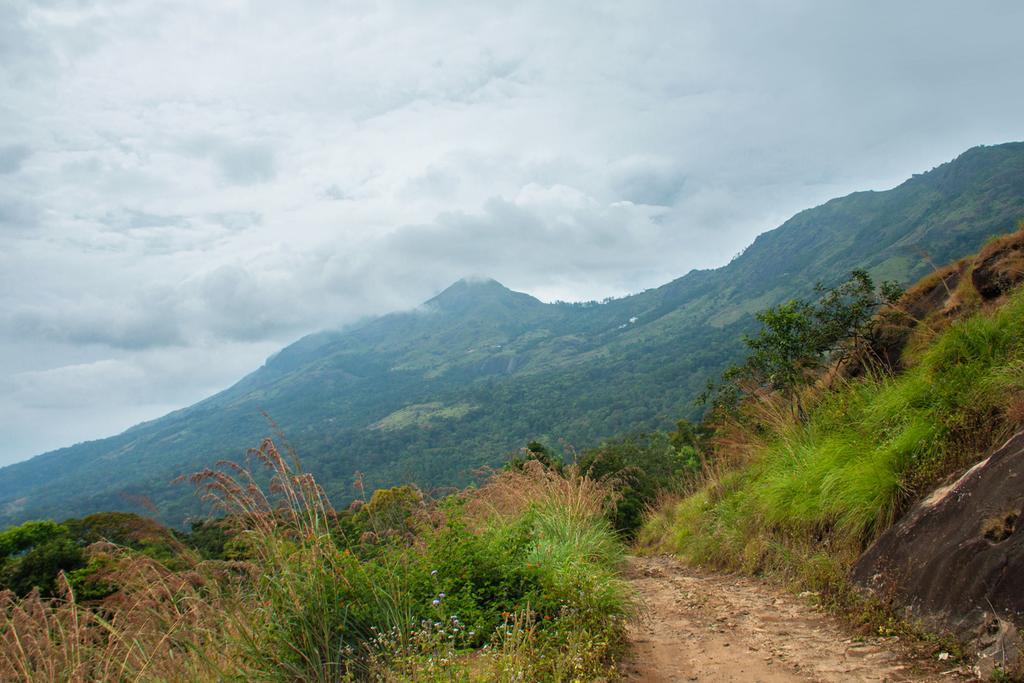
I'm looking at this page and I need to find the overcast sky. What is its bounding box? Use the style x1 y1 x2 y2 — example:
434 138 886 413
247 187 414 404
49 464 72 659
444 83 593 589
1 1 1022 466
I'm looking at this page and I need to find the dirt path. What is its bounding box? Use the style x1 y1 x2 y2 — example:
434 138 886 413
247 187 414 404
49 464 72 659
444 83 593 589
619 556 967 682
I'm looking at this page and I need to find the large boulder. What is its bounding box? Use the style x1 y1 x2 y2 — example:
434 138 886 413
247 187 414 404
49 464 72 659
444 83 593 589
853 431 1024 676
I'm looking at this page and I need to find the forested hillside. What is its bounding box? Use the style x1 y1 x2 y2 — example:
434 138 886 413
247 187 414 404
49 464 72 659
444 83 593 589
2 142 1023 527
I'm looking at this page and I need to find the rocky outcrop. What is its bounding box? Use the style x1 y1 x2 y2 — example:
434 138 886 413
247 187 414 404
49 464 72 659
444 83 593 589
972 229 1024 300
852 226 1024 377
863 264 965 373
853 430 1024 677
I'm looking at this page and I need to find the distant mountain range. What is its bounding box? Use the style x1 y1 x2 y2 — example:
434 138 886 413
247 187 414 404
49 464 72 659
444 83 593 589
3 142 1023 527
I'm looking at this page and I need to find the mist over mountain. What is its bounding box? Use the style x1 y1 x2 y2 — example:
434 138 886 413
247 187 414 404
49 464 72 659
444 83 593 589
2 142 1023 527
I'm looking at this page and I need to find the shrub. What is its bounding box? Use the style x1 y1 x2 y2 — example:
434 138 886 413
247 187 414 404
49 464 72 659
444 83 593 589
0 521 85 597
645 286 1024 586
1 439 636 681
578 425 704 537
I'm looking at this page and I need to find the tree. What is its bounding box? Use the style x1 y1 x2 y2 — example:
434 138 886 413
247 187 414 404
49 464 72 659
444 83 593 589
578 428 703 537
358 485 424 538
704 270 902 415
0 520 85 596
505 440 563 473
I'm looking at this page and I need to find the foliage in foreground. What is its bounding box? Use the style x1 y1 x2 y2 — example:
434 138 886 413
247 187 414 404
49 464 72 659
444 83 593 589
509 426 706 540
0 443 634 681
641 285 1024 596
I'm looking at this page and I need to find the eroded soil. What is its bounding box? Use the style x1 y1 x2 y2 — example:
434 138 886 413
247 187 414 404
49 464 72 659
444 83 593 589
619 556 968 682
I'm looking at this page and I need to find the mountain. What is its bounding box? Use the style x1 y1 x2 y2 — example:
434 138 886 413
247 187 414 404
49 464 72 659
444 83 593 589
3 142 1024 527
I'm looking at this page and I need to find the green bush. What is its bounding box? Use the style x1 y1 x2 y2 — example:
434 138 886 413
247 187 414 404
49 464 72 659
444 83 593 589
0 439 634 681
645 287 1024 579
578 425 704 537
0 521 85 596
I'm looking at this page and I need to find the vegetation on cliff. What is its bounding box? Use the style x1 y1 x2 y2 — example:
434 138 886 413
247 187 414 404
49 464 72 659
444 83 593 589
640 227 1024 661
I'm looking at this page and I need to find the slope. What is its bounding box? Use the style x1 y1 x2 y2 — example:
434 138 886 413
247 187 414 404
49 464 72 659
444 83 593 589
2 142 1023 527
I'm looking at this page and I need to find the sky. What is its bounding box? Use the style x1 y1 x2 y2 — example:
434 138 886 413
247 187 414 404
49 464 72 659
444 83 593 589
1 0 1023 466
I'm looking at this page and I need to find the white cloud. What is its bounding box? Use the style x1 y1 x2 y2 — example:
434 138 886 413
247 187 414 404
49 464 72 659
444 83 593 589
1 0 1023 464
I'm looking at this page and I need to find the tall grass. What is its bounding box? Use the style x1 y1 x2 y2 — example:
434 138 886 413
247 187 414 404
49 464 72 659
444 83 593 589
459 461 636 680
1 442 634 682
189 438 417 681
0 548 247 681
642 287 1024 580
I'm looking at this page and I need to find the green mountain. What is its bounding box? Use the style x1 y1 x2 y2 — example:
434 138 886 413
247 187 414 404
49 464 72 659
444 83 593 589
3 142 1023 527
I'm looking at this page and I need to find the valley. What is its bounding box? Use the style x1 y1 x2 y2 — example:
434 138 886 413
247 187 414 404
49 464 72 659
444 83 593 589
2 143 1024 681
2 142 1024 528
6 6 1023 680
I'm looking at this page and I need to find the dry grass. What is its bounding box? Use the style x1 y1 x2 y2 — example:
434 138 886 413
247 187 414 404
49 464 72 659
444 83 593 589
188 437 338 552
901 260 964 313
976 222 1024 264
1 439 637 682
464 460 617 528
0 439 347 683
704 376 828 470
0 549 247 682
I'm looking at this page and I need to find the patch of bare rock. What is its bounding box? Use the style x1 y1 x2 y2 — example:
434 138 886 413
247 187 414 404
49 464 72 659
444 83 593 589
855 431 1024 679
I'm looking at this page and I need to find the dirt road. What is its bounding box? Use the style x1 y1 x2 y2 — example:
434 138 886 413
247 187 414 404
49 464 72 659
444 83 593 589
619 556 966 682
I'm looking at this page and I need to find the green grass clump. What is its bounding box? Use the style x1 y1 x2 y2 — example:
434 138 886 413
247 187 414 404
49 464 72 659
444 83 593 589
0 446 634 682
644 287 1024 580
220 453 634 682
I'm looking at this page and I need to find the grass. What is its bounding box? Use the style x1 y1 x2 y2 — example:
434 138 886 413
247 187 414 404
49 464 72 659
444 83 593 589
0 443 634 682
635 286 1024 681
369 402 476 431
641 286 1024 583
0 551 246 681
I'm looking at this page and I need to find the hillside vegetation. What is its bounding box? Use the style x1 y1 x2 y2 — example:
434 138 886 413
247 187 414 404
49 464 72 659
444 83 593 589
2 229 1022 681
3 142 1024 528
640 227 1024 640
0 445 634 681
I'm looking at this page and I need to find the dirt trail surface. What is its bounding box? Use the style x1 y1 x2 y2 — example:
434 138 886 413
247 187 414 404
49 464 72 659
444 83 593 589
619 556 964 682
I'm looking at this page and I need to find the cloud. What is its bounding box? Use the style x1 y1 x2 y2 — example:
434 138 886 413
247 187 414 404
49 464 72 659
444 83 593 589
0 144 31 174
216 143 277 185
605 156 686 207
0 194 39 229
6 294 186 350
1 0 1023 464
0 340 280 462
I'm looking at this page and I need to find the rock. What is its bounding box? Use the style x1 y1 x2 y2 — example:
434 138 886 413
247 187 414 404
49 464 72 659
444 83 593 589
851 263 965 377
849 227 1024 379
853 430 1024 675
974 618 1022 680
971 230 1024 300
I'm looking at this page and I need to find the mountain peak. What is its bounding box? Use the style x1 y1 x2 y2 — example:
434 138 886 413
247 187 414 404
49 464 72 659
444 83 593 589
425 277 543 313
427 277 521 303
445 276 507 292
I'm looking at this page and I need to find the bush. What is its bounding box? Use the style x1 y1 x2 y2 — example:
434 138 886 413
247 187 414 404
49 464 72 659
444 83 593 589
1 440 635 681
0 521 85 597
645 286 1024 583
578 425 704 537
